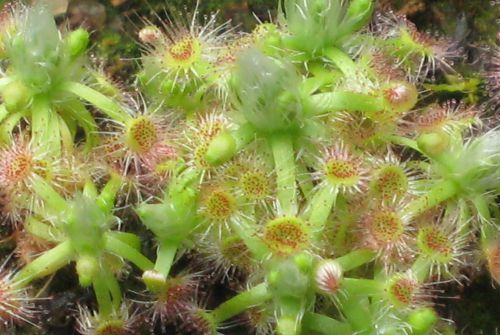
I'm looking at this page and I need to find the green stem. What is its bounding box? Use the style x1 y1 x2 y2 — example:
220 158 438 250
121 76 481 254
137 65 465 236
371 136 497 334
296 162 315 201
388 135 421 152
341 278 384 296
103 234 154 271
233 219 269 261
83 179 98 198
30 99 48 141
14 240 74 288
270 133 297 216
302 312 352 335
331 197 351 253
276 298 304 335
333 221 350 252
64 82 129 123
309 184 338 240
64 99 99 152
473 195 497 249
102 269 122 311
212 283 270 324
58 113 73 153
25 217 62 243
411 255 431 283
473 194 492 223
339 295 374 335
403 179 458 220
335 249 375 272
31 98 61 157
154 240 178 277
323 47 358 77
0 110 24 144
110 231 141 250
96 174 122 212
31 175 67 215
301 75 335 95
93 272 113 318
0 104 8 124
308 92 384 116
454 199 472 237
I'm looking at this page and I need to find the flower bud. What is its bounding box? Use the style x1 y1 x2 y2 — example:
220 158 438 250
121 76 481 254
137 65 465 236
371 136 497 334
382 81 418 114
417 131 450 157
138 25 162 44
205 131 236 166
76 255 98 287
2 81 30 112
407 307 438 335
65 28 89 59
314 260 343 294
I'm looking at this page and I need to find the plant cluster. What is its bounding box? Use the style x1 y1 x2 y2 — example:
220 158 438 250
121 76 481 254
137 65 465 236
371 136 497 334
0 1 498 334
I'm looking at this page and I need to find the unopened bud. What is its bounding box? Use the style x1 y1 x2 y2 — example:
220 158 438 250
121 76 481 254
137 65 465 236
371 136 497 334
314 260 343 294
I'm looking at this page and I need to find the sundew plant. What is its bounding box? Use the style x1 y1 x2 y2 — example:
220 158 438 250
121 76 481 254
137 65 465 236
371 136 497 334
0 0 498 334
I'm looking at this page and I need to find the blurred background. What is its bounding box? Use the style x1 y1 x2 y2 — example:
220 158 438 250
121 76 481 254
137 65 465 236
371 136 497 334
33 0 499 80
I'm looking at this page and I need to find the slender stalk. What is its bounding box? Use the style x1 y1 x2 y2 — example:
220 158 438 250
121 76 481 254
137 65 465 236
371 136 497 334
0 104 8 124
339 295 374 335
31 98 61 156
0 110 24 143
14 241 74 288
473 194 492 223
323 47 358 77
341 278 384 296
58 113 73 153
31 175 67 215
102 269 122 311
104 234 154 271
270 133 297 216
93 272 113 318
25 217 62 243
301 75 335 95
83 179 98 198
388 135 421 152
402 179 458 220
64 99 99 152
302 312 352 335
411 255 431 283
335 249 375 272
308 92 384 116
96 174 122 212
212 283 270 324
109 231 141 250
309 184 338 240
64 82 129 123
232 219 269 261
296 162 315 201
473 195 496 249
154 240 178 277
276 298 304 335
